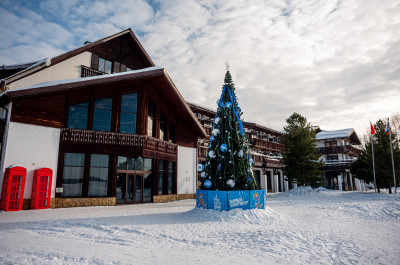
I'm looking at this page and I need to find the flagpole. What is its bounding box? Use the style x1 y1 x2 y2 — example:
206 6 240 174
388 118 397 194
371 134 377 193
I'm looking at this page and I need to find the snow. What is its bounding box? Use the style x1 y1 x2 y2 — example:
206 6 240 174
0 189 399 265
3 66 163 94
316 128 354 140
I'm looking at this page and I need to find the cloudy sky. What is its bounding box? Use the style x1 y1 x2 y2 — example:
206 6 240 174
1 0 399 137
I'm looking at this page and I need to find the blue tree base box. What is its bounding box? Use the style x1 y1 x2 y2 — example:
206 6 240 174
196 190 265 211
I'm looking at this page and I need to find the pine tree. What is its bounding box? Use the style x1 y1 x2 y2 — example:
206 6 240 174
281 112 324 188
200 69 259 190
351 119 400 192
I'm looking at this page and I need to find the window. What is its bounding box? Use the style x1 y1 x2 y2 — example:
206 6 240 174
325 141 337 147
167 161 175 194
169 123 175 143
67 102 89 129
158 160 165 194
62 153 85 197
93 97 113 131
88 154 109 197
160 112 167 140
327 155 338 161
117 156 146 171
147 98 156 137
120 92 138 134
98 57 112 74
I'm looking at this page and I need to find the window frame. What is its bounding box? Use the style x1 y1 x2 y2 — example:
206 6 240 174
119 92 138 134
98 57 113 74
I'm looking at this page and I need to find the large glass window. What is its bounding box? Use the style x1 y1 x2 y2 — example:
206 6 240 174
158 160 165 194
93 97 113 131
147 98 156 137
98 57 112 74
62 153 85 197
167 161 175 194
67 102 89 129
120 92 138 134
160 112 167 140
88 154 109 197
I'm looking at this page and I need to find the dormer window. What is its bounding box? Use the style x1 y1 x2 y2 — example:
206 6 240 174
98 57 112 74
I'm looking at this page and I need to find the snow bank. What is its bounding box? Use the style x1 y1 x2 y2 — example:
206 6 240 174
0 196 399 265
180 206 283 224
277 186 329 198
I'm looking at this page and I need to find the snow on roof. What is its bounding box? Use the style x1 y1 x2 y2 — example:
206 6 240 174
4 58 50 80
6 66 162 94
0 60 40 70
316 128 354 140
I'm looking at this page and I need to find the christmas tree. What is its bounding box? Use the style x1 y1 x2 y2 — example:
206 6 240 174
201 66 259 190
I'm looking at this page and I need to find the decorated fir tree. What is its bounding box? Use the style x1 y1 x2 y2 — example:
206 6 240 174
200 66 259 191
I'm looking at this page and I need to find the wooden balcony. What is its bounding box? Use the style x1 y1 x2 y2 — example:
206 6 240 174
198 146 208 161
250 138 285 152
60 128 177 155
252 154 284 169
81 65 106 78
202 126 212 137
317 146 361 155
320 160 354 170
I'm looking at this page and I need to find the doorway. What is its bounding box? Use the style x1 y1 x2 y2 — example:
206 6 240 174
116 156 153 204
116 173 143 203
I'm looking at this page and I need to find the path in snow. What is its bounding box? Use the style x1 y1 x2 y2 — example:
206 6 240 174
0 188 399 265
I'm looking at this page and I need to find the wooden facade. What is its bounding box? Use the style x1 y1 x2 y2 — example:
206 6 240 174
2 69 205 204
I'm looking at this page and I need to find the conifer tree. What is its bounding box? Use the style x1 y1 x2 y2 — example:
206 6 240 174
281 112 324 188
200 68 259 190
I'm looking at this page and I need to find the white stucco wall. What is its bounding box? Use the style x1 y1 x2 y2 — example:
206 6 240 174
9 52 92 90
177 146 196 194
1 122 60 199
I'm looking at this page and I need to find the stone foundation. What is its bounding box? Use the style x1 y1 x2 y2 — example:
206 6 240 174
153 193 195 203
22 198 116 209
52 197 116 208
21 195 191 209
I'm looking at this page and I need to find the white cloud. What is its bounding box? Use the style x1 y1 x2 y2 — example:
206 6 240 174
1 0 399 139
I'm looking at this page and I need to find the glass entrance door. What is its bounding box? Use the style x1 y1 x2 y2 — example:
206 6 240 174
116 173 143 204
116 173 126 204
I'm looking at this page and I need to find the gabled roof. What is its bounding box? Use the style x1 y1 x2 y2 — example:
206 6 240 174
3 29 154 83
316 128 361 145
1 67 206 138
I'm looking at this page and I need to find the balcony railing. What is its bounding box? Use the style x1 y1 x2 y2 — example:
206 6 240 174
61 128 177 155
321 160 354 170
250 138 285 152
198 146 207 160
81 65 106 78
317 146 361 155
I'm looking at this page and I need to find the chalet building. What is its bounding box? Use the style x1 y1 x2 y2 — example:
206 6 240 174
188 103 293 193
0 29 206 209
316 128 367 191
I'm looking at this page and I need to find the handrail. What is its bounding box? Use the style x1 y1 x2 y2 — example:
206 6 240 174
61 128 177 155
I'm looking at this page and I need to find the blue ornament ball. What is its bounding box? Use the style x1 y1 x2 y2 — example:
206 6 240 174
225 102 232 108
204 180 212 188
248 177 252 183
210 135 215 142
218 164 222 171
220 144 228 152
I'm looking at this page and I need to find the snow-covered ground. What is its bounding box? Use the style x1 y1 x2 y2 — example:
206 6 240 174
1 188 399 265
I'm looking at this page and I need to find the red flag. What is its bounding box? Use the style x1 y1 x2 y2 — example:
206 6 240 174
370 123 375 135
